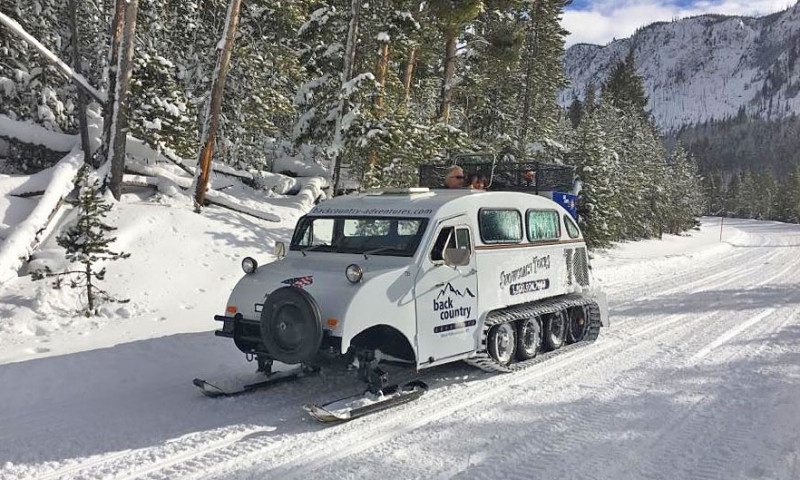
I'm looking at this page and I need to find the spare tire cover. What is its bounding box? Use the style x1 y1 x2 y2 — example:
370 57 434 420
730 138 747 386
260 286 323 364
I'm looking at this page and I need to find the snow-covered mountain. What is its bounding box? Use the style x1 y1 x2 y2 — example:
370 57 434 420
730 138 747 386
560 3 800 131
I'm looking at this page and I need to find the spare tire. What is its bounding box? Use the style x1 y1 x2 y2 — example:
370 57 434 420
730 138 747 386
260 286 323 364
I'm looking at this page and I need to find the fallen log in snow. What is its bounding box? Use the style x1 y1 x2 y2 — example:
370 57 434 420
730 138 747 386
10 191 45 199
204 195 281 223
121 174 183 198
0 115 77 152
0 150 83 284
292 177 327 209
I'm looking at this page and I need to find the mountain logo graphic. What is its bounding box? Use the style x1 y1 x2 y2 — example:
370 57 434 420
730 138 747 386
436 282 475 299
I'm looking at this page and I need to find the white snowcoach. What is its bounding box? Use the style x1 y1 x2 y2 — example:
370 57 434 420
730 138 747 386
195 164 608 422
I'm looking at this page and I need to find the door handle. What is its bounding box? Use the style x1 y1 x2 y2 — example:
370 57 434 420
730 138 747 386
456 267 477 277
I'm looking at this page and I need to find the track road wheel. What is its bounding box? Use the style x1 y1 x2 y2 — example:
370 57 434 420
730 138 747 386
544 311 567 351
567 306 589 344
488 323 517 366
516 317 542 360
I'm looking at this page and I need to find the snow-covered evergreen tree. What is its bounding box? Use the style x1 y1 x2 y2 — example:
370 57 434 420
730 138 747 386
32 169 130 316
666 142 703 233
569 103 620 248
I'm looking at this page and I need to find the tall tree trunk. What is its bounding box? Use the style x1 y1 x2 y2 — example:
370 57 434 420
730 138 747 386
376 43 389 112
68 0 91 164
368 43 390 170
85 261 94 313
403 47 416 109
193 0 243 211
438 32 457 123
107 0 139 201
100 0 126 168
332 0 362 196
518 20 539 147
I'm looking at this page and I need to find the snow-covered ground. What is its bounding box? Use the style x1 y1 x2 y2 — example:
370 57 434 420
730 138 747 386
1 217 799 480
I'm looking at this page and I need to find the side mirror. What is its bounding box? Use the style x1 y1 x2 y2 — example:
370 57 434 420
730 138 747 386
274 242 287 259
443 248 470 267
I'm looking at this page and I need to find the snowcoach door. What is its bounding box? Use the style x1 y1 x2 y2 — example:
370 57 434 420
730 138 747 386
415 218 479 366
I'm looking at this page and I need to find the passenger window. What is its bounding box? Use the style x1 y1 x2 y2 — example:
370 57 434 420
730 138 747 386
564 215 581 239
527 210 560 241
431 227 454 262
479 209 522 244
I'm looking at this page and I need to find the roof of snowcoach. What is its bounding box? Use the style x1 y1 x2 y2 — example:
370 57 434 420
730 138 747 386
307 188 564 219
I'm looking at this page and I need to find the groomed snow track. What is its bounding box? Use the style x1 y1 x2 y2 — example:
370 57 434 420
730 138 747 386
1 219 799 480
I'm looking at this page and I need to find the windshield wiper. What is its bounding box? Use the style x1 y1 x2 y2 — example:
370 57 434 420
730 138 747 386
363 246 406 259
300 244 328 256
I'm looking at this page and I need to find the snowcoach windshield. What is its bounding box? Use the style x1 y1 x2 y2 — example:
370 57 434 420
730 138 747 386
290 216 429 257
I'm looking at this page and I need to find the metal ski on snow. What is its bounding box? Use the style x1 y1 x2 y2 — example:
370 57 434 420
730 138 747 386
193 368 309 398
306 381 428 423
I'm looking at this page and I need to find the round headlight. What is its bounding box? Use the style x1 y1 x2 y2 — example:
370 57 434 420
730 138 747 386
242 257 258 274
345 264 363 284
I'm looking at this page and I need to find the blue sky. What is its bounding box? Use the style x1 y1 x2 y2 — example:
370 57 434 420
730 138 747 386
562 0 795 46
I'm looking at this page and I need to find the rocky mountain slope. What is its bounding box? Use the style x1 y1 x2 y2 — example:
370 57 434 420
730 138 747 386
560 3 800 131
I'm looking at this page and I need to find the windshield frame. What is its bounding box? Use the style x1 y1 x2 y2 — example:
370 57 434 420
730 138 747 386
290 215 431 258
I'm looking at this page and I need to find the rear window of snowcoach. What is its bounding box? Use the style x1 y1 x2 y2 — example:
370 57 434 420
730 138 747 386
526 210 560 242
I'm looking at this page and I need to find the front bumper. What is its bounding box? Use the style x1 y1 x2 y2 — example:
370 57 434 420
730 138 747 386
214 315 343 358
214 314 266 354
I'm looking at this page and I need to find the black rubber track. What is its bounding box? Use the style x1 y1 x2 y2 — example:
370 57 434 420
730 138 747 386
465 294 602 373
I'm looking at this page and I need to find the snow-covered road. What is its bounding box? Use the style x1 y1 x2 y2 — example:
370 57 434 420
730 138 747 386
1 218 799 480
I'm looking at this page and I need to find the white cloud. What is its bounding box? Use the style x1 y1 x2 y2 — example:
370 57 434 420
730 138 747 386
562 0 795 46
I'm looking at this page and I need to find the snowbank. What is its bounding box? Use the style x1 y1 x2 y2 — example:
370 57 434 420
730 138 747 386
0 114 77 152
274 156 330 178
0 149 82 284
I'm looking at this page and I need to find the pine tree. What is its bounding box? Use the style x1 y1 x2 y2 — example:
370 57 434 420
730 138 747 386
429 0 482 123
725 173 742 217
515 0 569 149
32 169 130 316
461 0 525 149
568 97 583 129
667 142 703 233
602 49 649 114
569 103 620 248
777 166 800 223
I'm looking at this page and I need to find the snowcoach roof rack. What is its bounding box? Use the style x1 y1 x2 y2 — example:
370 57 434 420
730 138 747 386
364 187 431 196
418 153 576 195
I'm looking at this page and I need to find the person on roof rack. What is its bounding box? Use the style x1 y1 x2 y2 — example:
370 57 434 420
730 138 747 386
468 173 487 190
444 165 465 188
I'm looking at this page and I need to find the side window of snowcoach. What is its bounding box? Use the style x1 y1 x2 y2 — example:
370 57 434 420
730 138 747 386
455 228 472 252
527 210 560 242
564 215 581 239
479 209 523 244
431 226 472 262
431 227 454 262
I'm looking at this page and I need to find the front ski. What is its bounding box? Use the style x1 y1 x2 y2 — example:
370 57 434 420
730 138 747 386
306 380 428 423
193 369 307 398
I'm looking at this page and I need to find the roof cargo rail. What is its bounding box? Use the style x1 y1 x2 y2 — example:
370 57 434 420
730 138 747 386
418 152 575 195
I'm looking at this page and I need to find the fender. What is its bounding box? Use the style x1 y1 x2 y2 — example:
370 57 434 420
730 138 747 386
339 267 419 361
